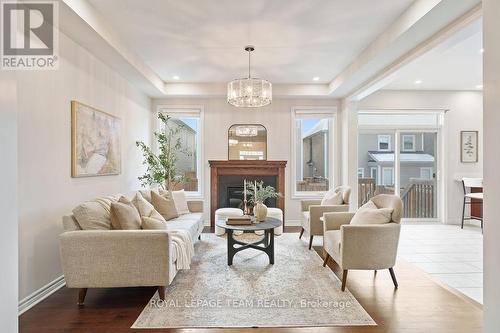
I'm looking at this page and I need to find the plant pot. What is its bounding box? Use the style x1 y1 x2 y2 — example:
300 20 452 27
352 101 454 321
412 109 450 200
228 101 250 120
254 202 268 222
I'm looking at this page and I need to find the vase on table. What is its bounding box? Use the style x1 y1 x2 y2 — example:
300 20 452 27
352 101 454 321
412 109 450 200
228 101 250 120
254 202 268 222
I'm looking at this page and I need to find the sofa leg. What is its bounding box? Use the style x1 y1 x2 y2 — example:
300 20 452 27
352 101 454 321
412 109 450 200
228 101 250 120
308 235 314 250
323 253 330 267
389 267 398 289
299 227 304 239
77 288 87 306
158 286 166 301
341 270 348 291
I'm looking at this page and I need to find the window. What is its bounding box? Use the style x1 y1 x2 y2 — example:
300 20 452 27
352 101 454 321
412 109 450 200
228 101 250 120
382 167 394 186
158 106 203 196
377 135 391 151
420 167 433 180
292 107 336 197
370 167 378 182
402 134 416 151
357 168 365 178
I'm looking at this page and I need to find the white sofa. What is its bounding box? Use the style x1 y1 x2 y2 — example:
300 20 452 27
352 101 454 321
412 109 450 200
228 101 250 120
59 191 204 305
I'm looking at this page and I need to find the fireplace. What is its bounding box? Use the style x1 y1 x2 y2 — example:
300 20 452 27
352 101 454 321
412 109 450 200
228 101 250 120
209 160 287 228
222 176 278 210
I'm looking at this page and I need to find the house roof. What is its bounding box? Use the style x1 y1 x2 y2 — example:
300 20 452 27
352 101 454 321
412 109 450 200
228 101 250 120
368 151 435 163
302 119 329 139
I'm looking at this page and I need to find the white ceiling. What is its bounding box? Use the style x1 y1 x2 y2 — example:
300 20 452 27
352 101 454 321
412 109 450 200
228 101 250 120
384 19 483 91
87 0 414 84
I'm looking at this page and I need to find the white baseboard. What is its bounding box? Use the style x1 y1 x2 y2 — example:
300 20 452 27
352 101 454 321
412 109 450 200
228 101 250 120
18 275 66 315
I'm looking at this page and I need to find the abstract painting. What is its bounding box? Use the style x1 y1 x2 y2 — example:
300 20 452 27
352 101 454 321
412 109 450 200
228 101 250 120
460 130 478 163
71 101 121 177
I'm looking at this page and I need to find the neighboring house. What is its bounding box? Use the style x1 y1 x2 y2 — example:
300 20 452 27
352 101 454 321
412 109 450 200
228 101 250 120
302 119 329 179
169 118 198 190
358 133 436 187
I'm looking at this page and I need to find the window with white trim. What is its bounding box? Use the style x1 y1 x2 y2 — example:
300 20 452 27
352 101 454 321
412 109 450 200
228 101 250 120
420 167 433 180
357 168 365 178
292 107 335 197
370 167 378 183
382 167 394 186
402 134 416 151
377 135 391 151
158 106 203 196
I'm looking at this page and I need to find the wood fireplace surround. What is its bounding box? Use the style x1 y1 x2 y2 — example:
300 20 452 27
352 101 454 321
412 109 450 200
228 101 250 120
209 160 287 228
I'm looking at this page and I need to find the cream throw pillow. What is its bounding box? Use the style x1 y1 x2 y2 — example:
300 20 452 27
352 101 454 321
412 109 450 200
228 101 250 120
110 197 142 230
151 191 179 221
72 195 120 230
321 189 343 206
350 200 393 225
171 189 190 215
131 192 168 229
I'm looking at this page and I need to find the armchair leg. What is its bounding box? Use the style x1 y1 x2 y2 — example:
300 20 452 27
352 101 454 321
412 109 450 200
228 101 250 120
158 286 166 301
341 270 348 291
389 267 398 289
77 288 87 306
323 253 330 267
299 227 304 239
308 235 314 250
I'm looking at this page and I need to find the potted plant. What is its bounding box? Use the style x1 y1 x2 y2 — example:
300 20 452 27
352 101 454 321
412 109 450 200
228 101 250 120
245 181 281 222
136 113 191 190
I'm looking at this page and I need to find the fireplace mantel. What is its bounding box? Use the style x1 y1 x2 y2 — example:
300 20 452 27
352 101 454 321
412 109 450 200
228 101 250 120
209 160 287 228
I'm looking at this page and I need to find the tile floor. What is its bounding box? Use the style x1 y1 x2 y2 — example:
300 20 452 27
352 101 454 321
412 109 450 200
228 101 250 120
398 222 483 303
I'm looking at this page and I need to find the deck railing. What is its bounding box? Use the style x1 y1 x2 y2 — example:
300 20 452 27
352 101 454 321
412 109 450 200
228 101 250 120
358 178 436 219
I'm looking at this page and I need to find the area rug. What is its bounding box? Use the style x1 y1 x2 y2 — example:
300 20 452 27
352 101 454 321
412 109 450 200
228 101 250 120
132 233 375 328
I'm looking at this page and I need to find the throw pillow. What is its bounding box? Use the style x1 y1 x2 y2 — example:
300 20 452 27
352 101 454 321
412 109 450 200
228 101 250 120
350 200 393 225
151 191 179 221
321 189 343 206
142 216 168 230
170 189 190 215
131 192 168 227
110 197 142 230
72 196 120 230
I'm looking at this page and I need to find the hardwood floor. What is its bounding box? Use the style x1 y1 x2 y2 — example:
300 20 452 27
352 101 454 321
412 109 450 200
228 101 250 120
19 228 483 333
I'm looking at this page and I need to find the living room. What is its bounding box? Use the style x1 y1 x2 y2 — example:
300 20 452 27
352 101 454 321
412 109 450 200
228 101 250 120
2 0 500 332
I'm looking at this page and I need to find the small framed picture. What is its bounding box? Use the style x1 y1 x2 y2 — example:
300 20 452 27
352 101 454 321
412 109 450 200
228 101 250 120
460 131 478 163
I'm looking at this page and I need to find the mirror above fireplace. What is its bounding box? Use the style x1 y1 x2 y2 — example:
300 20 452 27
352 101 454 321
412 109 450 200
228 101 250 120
228 124 267 160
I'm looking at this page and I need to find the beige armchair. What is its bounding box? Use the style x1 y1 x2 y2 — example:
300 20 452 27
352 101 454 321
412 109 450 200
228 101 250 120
322 194 402 291
300 186 351 249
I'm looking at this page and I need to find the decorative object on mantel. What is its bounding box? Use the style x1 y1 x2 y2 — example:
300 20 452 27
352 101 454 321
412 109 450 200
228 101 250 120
71 101 121 177
245 180 281 222
460 130 479 163
136 113 192 189
227 45 272 108
228 124 267 160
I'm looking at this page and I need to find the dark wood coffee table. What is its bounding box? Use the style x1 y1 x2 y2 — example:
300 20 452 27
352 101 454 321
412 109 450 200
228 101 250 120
216 217 282 265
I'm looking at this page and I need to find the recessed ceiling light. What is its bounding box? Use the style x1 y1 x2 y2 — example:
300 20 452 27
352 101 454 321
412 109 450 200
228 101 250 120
172 75 180 80
480 48 485 54
476 84 483 89
414 80 422 85
312 77 320 81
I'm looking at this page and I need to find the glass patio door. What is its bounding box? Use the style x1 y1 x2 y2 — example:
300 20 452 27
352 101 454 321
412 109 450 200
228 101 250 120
358 111 443 221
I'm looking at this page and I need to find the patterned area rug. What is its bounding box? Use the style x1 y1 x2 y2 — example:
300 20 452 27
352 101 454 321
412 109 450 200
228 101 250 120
132 233 375 328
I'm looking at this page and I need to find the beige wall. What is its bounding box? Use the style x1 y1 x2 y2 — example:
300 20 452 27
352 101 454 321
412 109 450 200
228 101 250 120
360 90 483 223
152 98 340 224
0 72 18 331
483 1 500 331
17 32 152 300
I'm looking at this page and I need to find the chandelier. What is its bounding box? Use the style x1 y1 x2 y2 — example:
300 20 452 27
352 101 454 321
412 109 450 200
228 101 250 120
227 46 272 108
235 125 259 137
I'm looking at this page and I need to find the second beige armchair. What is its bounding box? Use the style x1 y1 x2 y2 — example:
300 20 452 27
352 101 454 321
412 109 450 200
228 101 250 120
300 186 351 249
322 194 403 291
